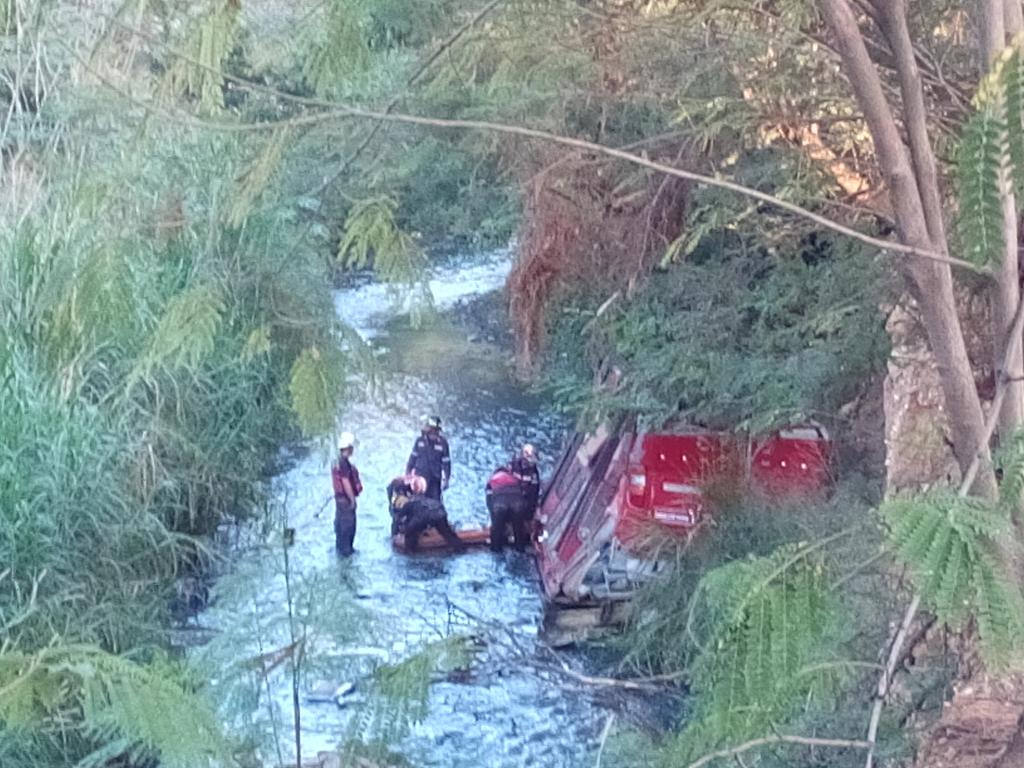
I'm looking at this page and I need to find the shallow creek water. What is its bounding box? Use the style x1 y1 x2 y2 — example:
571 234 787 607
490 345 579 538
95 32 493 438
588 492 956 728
198 251 614 767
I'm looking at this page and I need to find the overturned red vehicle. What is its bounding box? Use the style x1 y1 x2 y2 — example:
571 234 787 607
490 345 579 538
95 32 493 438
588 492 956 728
535 424 833 640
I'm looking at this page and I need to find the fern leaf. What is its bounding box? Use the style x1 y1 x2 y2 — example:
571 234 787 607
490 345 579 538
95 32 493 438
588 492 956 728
144 285 225 372
371 635 475 733
226 127 291 228
956 104 1006 267
337 196 426 285
975 548 1024 667
288 345 346 438
0 645 230 768
675 545 838 761
996 428 1024 511
880 493 1024 667
1001 46 1024 195
240 324 272 361
301 0 371 97
164 0 241 112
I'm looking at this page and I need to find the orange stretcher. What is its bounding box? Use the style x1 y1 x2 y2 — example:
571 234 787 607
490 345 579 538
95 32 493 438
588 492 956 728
391 525 492 553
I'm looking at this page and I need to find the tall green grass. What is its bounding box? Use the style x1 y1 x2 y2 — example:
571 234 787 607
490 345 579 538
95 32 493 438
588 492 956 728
0 105 347 768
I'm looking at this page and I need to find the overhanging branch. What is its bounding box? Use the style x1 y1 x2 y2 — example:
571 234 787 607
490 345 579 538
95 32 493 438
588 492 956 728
61 10 991 274
61 37 987 276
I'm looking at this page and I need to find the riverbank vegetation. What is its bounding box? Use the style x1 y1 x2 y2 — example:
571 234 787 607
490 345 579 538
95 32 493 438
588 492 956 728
4 1 1024 767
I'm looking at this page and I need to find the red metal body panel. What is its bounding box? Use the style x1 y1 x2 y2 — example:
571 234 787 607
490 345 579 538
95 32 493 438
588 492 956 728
615 430 727 545
750 425 833 500
536 423 834 604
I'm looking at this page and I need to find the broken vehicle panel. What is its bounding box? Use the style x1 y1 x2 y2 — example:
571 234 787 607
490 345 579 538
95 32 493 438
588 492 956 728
535 424 834 640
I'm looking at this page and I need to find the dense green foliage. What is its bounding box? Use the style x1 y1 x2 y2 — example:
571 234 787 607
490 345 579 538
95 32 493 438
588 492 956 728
0 4 354 763
881 493 1024 667
1 0 1021 766
545 230 890 430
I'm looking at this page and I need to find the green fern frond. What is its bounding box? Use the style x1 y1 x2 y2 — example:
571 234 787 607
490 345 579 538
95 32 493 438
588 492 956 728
226 127 291 228
240 324 272 361
0 644 230 768
1001 46 1024 195
956 104 1006 266
144 284 225 372
675 545 839 761
880 493 1024 666
337 196 426 285
164 0 241 112
368 635 475 741
288 345 346 438
997 427 1024 511
301 0 371 97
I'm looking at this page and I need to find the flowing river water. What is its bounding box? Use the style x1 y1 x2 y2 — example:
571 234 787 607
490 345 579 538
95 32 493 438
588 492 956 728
197 251 624 767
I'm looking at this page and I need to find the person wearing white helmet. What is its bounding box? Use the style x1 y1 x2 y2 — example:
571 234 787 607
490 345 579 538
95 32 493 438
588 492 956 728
485 444 541 553
331 431 362 556
405 415 451 500
385 473 428 537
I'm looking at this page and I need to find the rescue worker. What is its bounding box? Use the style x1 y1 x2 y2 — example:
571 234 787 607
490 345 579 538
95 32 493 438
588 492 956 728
405 415 451 501
509 443 541 519
386 473 428 536
485 464 531 553
331 432 362 556
394 495 465 553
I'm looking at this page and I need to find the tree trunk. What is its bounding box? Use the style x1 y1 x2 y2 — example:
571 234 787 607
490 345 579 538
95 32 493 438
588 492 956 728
1007 0 1024 37
820 0 998 499
984 0 1024 522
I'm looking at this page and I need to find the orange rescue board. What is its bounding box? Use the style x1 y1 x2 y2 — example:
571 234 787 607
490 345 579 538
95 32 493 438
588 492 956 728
391 526 492 553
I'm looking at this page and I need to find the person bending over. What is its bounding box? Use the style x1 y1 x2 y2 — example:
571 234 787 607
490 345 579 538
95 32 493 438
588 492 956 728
485 465 531 553
396 495 464 553
386 473 427 536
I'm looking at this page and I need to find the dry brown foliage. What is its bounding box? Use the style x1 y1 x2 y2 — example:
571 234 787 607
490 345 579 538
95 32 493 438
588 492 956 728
508 147 690 377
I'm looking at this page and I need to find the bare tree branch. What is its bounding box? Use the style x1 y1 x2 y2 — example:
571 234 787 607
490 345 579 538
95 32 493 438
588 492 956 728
862 594 920 768
58 16 992 276
61 36 990 276
684 734 870 768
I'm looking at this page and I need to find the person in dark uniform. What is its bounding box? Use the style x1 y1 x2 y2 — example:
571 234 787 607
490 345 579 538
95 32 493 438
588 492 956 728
394 495 464 553
485 465 531 553
386 474 427 536
405 415 450 500
331 432 362 556
509 443 541 519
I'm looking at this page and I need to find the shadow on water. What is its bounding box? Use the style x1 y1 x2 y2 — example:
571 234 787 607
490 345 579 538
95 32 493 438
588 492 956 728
200 252 622 767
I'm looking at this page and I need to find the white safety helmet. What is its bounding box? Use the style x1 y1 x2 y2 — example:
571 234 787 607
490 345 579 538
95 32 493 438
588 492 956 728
337 431 356 451
522 443 537 463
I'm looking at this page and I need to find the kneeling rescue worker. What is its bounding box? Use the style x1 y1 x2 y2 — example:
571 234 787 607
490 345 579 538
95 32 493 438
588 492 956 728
393 493 465 553
331 431 362 556
485 444 540 553
386 473 428 536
